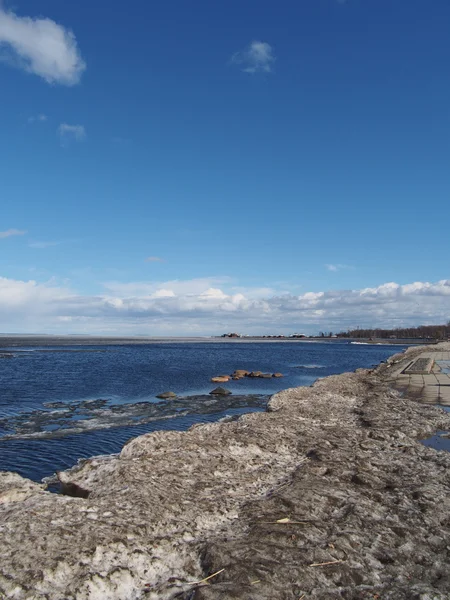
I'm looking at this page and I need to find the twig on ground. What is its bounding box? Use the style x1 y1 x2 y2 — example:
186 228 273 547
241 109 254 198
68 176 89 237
190 568 225 586
256 517 308 525
309 560 344 567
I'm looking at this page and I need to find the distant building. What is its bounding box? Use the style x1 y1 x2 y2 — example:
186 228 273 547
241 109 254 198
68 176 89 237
289 333 307 338
221 332 241 338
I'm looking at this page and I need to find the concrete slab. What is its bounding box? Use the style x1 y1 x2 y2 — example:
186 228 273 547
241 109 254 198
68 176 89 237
387 347 450 407
403 357 434 374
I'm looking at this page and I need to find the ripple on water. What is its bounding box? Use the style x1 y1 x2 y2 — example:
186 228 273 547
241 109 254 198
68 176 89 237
0 341 407 481
0 394 269 441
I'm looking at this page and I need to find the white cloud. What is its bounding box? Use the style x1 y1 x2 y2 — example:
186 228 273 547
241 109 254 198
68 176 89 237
151 289 176 299
325 264 354 272
0 276 70 314
28 114 47 123
200 288 228 299
58 124 86 145
0 276 449 335
145 256 164 263
103 277 233 298
230 286 283 299
231 41 275 74
0 7 85 85
0 228 26 239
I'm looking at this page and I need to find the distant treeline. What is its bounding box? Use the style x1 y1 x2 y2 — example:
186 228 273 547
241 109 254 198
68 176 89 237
336 324 450 340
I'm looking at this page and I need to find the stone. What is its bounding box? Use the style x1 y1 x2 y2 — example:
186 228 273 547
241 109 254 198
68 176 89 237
248 371 263 378
232 370 250 378
156 391 177 399
211 376 230 383
209 387 232 396
273 373 284 378
260 373 273 378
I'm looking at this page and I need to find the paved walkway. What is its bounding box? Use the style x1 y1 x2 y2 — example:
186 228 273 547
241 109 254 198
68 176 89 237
387 350 450 406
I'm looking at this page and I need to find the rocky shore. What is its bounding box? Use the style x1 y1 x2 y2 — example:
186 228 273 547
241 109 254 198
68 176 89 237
1 344 450 599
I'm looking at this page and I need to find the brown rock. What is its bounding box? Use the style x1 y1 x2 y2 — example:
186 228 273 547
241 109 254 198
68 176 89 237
248 371 263 378
273 373 284 378
211 376 230 383
156 391 177 399
232 370 250 377
260 373 273 378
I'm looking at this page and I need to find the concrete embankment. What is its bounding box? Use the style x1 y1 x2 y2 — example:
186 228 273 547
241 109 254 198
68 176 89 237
1 344 450 599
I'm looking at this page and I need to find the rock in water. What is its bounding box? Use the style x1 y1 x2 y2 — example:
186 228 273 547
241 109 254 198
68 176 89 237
248 371 263 378
211 376 230 383
209 387 232 396
273 372 284 378
232 370 249 378
156 391 177 399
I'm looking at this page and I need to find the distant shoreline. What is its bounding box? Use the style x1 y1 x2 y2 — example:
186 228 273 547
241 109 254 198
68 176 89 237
0 334 437 347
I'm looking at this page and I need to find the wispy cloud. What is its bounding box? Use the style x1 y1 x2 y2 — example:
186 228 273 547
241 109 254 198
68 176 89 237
103 277 232 298
28 114 47 124
0 229 26 239
0 7 85 85
231 41 275 74
145 256 164 263
325 264 354 272
29 241 60 249
58 124 86 145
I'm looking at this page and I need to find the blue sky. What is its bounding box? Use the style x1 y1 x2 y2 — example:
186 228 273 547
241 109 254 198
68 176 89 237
0 0 449 334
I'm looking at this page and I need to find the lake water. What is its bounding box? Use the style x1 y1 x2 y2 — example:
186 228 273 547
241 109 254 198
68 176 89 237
0 341 405 482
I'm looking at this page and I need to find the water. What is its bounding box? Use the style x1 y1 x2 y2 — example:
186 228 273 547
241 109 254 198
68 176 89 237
422 430 450 452
0 341 405 482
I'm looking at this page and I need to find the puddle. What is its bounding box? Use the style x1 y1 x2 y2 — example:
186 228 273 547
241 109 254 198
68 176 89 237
435 360 450 374
421 430 450 453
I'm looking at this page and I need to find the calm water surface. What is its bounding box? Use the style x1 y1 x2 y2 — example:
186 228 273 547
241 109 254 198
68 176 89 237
0 341 405 482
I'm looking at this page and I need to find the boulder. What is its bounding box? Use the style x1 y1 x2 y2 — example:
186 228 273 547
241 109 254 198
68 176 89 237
156 391 177 400
233 370 250 377
260 373 273 378
211 376 230 383
209 387 232 396
248 371 263 378
273 373 284 378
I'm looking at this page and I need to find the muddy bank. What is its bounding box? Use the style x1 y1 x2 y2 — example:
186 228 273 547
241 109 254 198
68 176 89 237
1 344 450 599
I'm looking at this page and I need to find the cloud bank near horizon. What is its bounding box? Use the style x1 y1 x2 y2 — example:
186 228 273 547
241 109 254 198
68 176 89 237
0 276 449 335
